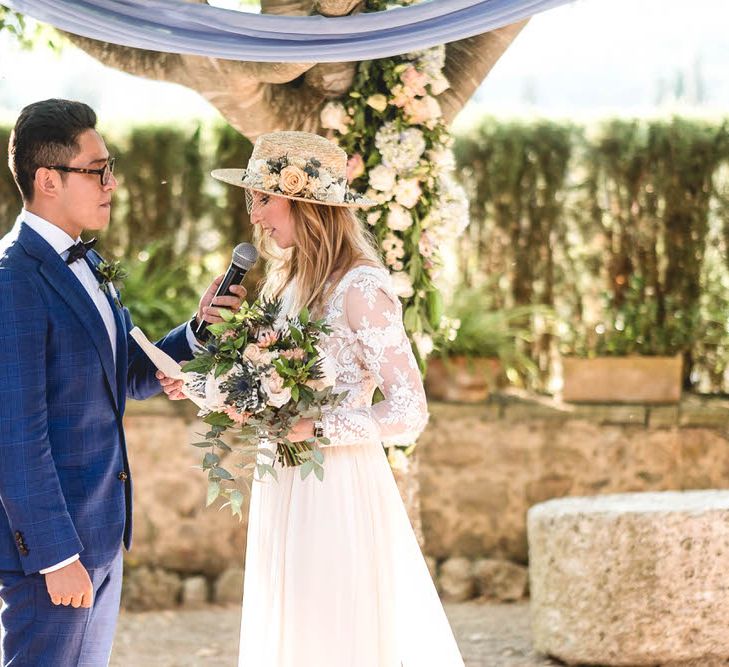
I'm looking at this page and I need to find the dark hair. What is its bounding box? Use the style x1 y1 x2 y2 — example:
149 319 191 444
8 99 97 202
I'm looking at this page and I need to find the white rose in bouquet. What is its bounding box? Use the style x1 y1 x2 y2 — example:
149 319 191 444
261 370 292 408
243 343 263 364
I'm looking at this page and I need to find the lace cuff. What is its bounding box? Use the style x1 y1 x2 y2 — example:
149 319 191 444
320 406 380 447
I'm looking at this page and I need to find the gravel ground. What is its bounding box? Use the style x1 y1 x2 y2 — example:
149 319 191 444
110 601 560 667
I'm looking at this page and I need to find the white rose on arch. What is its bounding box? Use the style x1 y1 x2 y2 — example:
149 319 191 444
394 178 422 209
411 331 434 358
320 102 351 135
386 204 413 232
369 164 397 192
389 271 414 298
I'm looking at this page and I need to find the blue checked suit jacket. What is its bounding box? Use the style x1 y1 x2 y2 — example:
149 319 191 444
0 222 193 575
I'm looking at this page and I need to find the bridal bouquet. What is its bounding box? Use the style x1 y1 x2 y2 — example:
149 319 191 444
181 298 345 516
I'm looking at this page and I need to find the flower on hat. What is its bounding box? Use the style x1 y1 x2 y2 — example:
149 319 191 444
279 165 307 195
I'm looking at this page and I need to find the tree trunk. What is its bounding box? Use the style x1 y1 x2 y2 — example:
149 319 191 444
63 6 527 139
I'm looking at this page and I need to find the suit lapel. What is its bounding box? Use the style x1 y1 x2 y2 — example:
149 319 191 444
18 223 119 408
86 251 129 410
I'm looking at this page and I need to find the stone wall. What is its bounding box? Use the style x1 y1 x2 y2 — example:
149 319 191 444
121 393 729 607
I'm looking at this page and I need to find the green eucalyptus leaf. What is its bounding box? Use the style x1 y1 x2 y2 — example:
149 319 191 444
206 481 221 506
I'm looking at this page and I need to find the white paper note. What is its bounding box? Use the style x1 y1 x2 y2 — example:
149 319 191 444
130 326 207 409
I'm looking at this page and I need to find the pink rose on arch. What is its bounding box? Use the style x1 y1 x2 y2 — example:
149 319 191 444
390 84 411 108
346 154 365 183
401 66 428 97
405 96 442 127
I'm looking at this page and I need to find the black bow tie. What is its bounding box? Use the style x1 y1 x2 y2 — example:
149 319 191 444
65 238 97 265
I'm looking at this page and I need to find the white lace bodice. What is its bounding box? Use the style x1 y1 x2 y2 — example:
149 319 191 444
283 265 429 447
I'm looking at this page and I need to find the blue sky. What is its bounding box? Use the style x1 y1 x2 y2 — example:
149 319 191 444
0 0 726 124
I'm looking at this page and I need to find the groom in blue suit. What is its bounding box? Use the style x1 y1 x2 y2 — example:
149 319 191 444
0 99 244 666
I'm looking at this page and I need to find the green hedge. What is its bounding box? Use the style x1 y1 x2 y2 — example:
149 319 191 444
2 118 729 391
454 117 729 392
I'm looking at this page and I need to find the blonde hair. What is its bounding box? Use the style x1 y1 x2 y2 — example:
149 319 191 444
255 199 383 316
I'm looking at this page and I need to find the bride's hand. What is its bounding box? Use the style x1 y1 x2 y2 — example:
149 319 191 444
156 370 186 400
197 274 246 325
287 418 315 443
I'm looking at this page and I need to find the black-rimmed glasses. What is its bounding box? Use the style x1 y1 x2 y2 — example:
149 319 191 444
45 157 116 186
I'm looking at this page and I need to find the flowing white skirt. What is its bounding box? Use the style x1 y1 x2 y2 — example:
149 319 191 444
238 440 464 667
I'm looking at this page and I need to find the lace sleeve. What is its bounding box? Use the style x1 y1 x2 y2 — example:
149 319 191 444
320 273 429 447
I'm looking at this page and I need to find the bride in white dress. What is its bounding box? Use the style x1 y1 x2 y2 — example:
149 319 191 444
179 131 463 667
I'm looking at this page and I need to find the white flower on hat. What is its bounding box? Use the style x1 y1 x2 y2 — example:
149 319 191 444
386 204 413 232
389 270 414 298
320 102 351 135
394 178 422 209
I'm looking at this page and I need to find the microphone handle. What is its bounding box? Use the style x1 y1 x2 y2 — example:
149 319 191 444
194 263 249 340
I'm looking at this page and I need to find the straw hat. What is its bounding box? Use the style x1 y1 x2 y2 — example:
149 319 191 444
211 131 376 208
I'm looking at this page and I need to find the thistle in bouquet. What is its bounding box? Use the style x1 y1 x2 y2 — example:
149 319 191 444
181 298 346 516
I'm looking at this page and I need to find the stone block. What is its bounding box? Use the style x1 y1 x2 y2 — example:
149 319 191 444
438 557 474 602
214 568 245 605
472 558 527 601
181 576 208 607
121 566 182 611
648 405 680 428
571 404 646 425
528 490 729 665
679 399 729 428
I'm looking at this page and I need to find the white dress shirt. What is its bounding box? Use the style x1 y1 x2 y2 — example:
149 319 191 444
24 210 118 362
20 211 199 574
